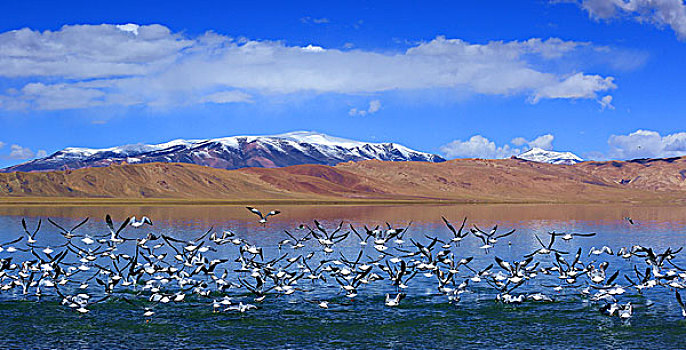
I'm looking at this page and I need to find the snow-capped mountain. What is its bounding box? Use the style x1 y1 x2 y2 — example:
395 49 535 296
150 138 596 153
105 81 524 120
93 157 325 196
1 131 445 173
515 148 583 165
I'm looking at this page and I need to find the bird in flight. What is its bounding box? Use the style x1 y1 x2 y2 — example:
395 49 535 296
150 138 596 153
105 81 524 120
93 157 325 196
246 207 281 224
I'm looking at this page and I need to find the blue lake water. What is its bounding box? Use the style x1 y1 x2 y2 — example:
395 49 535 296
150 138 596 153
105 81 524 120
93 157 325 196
1 204 686 349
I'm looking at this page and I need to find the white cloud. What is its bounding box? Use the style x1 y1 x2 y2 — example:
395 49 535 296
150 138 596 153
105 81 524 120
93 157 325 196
116 23 140 36
510 134 555 150
0 141 5 149
599 94 614 110
608 129 686 159
528 134 555 150
349 100 381 116
531 73 616 104
199 90 253 104
441 135 521 159
578 0 686 39
7 144 35 159
17 82 108 110
510 137 528 147
0 24 191 79
1 144 47 160
0 24 622 110
442 133 558 159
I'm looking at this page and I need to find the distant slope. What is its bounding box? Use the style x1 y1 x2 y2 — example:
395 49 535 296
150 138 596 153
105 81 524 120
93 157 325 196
1 156 685 203
1 131 445 173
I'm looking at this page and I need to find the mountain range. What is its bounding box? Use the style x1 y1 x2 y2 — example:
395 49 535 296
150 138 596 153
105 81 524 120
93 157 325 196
1 156 684 203
2 131 588 173
1 131 445 173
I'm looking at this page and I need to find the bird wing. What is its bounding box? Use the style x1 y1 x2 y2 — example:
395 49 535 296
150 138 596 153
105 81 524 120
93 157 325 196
71 217 90 233
1 235 23 247
349 224 365 241
495 229 516 240
441 217 456 236
495 256 512 272
105 215 115 233
677 290 685 310
246 207 264 219
47 218 68 233
606 270 620 285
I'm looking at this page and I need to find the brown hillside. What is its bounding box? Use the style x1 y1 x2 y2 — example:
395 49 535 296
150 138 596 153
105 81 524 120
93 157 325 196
0 157 684 203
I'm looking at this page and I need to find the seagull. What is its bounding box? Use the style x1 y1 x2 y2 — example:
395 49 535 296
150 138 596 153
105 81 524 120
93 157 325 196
4 210 686 327
442 216 469 246
589 246 614 256
21 218 41 244
526 234 568 257
548 231 596 241
246 207 281 224
130 216 153 228
470 224 516 252
384 293 406 307
225 302 258 313
618 302 633 319
48 217 89 239
625 217 635 225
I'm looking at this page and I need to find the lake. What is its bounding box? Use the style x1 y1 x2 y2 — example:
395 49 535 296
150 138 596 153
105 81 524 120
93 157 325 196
1 204 686 349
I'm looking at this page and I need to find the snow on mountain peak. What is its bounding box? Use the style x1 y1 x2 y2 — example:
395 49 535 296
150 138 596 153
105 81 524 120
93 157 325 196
272 131 367 147
2 131 445 173
515 147 583 165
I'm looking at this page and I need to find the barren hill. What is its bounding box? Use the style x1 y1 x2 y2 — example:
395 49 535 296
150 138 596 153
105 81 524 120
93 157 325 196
0 157 685 204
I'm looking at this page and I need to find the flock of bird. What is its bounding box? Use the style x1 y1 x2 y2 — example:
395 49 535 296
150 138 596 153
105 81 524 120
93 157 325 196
0 207 685 323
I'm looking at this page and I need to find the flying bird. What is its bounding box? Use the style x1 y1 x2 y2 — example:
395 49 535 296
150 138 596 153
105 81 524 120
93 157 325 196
130 216 153 228
246 207 281 224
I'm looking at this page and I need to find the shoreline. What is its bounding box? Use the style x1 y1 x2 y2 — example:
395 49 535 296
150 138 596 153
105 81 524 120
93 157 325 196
0 197 682 207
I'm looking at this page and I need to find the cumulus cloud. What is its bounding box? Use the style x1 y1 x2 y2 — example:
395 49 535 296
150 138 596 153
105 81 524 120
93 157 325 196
511 134 555 150
7 144 35 159
0 24 622 110
599 95 614 110
0 144 47 160
441 135 521 159
528 134 555 150
441 133 558 159
349 100 381 116
607 129 686 159
577 0 686 39
531 73 616 104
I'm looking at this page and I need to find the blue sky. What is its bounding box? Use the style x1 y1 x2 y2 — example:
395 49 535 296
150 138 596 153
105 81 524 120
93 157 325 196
1 0 685 167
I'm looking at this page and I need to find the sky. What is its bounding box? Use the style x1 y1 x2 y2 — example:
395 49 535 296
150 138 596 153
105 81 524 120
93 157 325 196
0 0 685 167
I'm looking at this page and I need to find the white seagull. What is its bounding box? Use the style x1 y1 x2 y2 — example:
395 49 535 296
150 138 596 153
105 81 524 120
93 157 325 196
246 207 281 224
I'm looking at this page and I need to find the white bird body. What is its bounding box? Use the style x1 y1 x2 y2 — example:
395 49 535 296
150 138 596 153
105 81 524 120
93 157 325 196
130 216 153 228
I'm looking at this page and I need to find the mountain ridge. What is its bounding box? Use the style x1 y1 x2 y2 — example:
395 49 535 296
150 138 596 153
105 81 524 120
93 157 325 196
1 131 445 173
1 156 684 204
